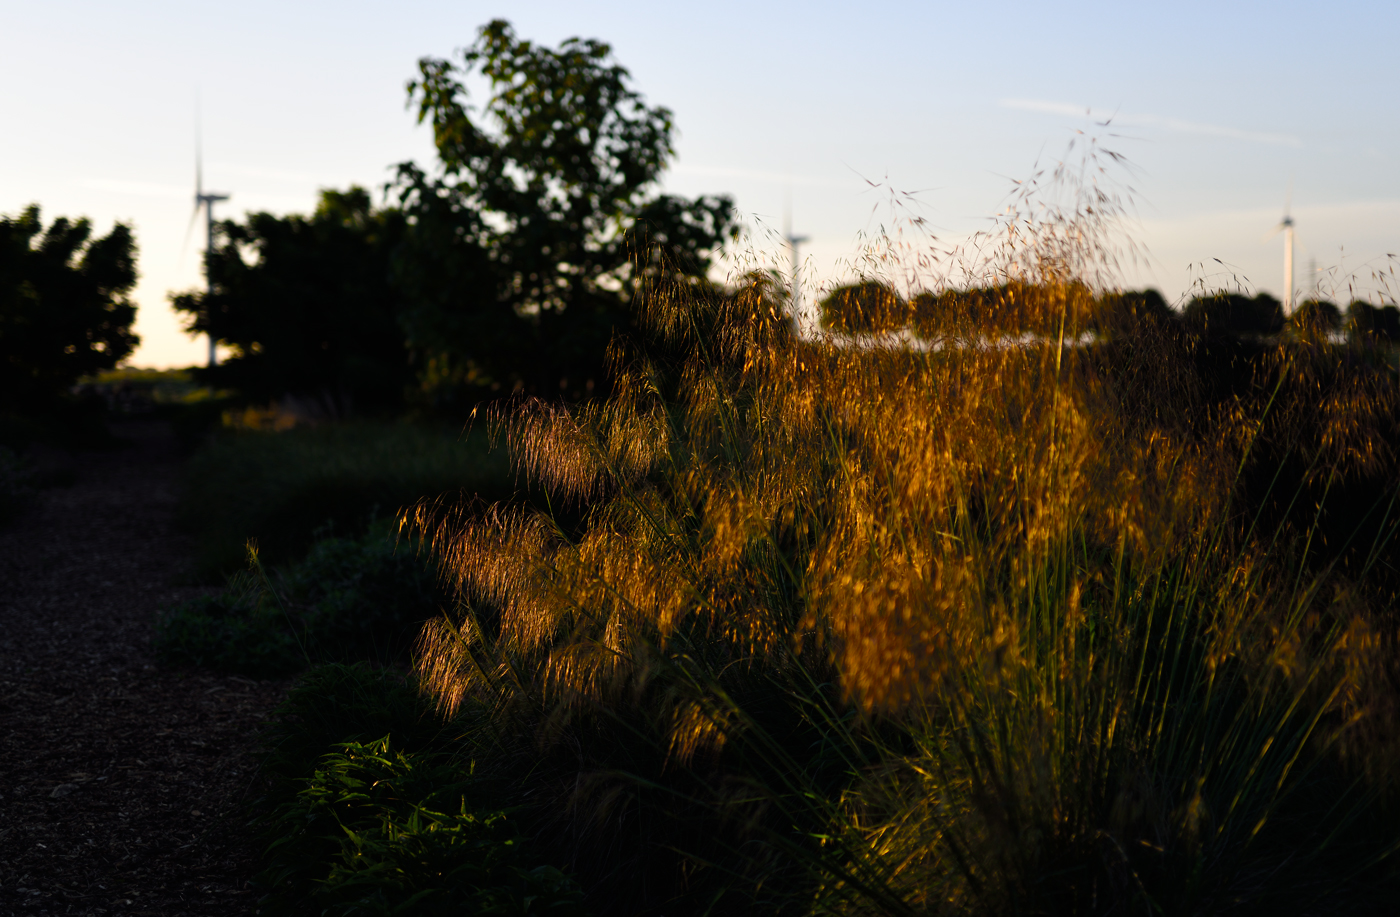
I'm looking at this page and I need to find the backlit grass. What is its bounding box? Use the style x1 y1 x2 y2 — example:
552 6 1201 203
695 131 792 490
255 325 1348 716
400 166 1400 913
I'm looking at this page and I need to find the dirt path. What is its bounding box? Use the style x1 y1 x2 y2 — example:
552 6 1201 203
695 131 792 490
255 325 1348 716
0 420 286 917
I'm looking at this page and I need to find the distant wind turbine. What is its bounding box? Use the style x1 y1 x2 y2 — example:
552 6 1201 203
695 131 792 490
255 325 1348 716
783 195 809 334
186 126 229 367
1264 185 1296 315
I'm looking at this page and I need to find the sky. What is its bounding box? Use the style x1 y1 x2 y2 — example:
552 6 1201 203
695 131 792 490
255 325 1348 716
3 0 1397 367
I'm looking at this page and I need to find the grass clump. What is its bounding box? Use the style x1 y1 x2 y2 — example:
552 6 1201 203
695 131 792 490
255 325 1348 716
154 523 450 677
179 421 510 577
394 157 1400 914
253 663 587 916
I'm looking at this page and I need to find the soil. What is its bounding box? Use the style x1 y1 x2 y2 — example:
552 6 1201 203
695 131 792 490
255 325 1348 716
0 419 287 917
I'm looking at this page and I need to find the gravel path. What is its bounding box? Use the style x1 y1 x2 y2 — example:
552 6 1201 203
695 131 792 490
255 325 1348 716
0 420 286 917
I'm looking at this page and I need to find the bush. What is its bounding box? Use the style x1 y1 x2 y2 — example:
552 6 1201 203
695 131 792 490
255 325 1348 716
252 664 587 916
154 524 451 677
178 421 511 577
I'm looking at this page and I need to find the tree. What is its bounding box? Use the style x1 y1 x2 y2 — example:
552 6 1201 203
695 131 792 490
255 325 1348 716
395 19 736 404
818 281 907 334
1291 298 1342 334
1346 300 1400 342
0 205 138 412
173 188 410 416
1183 292 1284 337
1094 288 1174 337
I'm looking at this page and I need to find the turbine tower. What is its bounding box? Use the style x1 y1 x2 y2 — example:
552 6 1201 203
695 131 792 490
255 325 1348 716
1266 187 1296 316
190 133 229 367
783 195 809 335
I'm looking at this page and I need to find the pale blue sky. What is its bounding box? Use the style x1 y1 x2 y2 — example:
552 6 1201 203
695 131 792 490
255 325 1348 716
3 1 1396 366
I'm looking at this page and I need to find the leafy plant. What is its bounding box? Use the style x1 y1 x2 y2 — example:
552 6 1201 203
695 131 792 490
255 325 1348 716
253 664 588 916
172 187 412 417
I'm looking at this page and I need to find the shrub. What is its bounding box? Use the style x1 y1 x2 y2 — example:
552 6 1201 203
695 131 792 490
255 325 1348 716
1182 290 1285 336
1347 300 1400 342
154 524 451 677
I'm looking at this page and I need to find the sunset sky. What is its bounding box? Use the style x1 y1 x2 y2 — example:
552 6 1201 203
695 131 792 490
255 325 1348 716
3 0 1396 366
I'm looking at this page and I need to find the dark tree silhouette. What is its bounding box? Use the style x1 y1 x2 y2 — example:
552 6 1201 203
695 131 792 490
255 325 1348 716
0 205 138 413
394 19 736 405
1183 291 1284 337
173 188 410 417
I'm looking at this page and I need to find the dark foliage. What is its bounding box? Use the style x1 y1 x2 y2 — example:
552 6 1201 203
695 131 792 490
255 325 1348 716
1095 287 1174 335
173 22 736 417
1292 298 1342 331
1348 299 1400 341
177 422 509 577
0 205 138 413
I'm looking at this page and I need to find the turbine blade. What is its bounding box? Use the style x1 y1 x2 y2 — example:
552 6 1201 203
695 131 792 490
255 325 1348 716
179 201 201 269
194 88 203 200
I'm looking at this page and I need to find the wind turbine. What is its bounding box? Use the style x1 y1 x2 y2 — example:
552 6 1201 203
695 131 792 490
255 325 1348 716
783 194 809 335
1265 187 1296 315
188 130 229 367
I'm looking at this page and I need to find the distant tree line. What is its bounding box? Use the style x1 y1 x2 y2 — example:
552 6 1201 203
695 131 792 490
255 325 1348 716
818 279 1400 342
172 20 737 418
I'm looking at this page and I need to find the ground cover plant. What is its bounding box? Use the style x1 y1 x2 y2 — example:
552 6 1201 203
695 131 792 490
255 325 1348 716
178 420 510 577
154 522 453 677
386 162 1400 914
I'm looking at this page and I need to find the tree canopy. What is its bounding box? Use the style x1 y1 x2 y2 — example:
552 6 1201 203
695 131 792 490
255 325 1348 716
393 19 737 404
0 205 138 412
